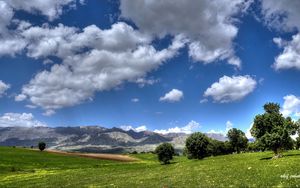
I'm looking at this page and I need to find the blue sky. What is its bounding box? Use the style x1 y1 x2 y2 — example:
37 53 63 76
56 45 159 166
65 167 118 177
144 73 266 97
1 0 300 136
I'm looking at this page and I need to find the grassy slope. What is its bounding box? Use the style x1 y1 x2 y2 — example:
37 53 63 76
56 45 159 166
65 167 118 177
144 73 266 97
1 147 300 187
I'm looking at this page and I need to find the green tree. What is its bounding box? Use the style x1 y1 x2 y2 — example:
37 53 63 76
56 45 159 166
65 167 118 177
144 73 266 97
38 142 46 151
185 132 210 159
227 128 248 153
155 143 175 164
247 141 265 152
295 120 300 150
296 137 300 150
251 103 297 158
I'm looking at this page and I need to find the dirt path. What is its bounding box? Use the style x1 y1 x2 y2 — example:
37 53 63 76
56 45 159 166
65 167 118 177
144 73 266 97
45 149 138 162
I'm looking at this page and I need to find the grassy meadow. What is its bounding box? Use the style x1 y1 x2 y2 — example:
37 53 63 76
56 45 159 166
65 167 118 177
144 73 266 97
1 147 300 187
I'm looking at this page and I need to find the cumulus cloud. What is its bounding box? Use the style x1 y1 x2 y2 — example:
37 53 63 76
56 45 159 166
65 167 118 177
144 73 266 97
0 0 83 56
154 120 200 134
16 23 185 114
273 34 300 70
261 0 300 32
159 89 184 103
120 125 147 132
281 95 300 117
260 0 300 71
21 22 152 59
0 113 47 127
0 1 14 35
5 0 81 21
204 75 257 103
0 80 10 97
0 37 27 57
120 0 252 66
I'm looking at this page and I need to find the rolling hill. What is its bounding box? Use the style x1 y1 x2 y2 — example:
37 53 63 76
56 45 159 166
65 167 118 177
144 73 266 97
1 147 300 187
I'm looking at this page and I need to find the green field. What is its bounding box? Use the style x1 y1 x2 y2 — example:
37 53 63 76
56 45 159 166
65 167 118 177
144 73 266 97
1 147 300 187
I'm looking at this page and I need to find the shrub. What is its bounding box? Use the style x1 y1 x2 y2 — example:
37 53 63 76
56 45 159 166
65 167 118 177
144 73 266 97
185 132 209 159
155 143 175 164
38 142 46 151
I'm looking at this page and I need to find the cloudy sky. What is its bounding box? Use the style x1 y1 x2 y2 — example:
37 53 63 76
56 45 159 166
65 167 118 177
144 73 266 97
1 0 300 136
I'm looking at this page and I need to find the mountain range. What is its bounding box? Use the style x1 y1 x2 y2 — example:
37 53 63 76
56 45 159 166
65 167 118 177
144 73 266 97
0 126 227 153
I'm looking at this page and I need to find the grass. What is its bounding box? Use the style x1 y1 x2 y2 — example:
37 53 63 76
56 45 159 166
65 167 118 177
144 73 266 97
1 147 300 187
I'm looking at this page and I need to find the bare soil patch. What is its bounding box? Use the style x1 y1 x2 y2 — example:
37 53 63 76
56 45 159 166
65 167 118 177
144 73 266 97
45 149 137 162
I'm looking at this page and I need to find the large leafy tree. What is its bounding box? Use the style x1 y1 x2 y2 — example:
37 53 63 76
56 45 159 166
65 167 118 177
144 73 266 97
185 132 210 159
227 128 248 153
251 103 297 158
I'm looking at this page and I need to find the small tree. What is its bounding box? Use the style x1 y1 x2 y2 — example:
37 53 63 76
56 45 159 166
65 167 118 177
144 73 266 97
251 103 297 158
38 142 46 151
155 143 175 164
227 128 248 153
185 132 209 159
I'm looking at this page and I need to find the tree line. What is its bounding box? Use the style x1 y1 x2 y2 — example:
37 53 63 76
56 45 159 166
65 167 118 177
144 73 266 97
155 102 300 164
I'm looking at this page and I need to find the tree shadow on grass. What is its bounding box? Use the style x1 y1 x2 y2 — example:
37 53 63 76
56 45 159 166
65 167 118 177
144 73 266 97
283 153 300 157
260 153 300 160
161 161 178 165
260 157 272 160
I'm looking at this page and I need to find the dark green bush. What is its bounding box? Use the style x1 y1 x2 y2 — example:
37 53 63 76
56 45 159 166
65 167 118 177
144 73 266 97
38 142 46 151
155 143 175 164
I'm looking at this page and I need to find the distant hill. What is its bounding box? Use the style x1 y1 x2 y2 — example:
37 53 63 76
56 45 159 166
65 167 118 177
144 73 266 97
0 126 228 153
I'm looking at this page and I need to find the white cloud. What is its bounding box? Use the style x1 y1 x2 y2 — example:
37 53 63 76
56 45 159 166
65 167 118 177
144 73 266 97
120 0 252 66
200 98 208 104
273 34 300 70
228 57 242 68
261 0 300 32
245 123 253 139
207 121 233 136
43 59 54 65
282 95 300 117
261 0 300 71
131 98 139 103
0 1 14 35
226 121 233 132
134 78 159 88
159 89 183 103
0 80 10 97
204 75 257 103
0 113 47 127
42 110 56 117
21 22 152 59
5 0 80 21
0 37 27 57
154 120 200 134
17 23 185 114
120 125 147 132
15 94 26 101
0 0 85 56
